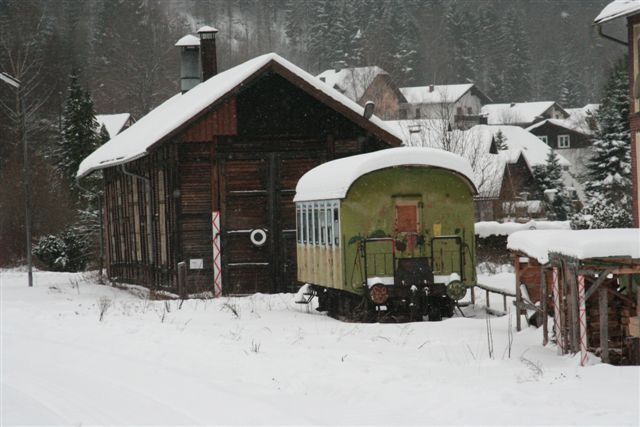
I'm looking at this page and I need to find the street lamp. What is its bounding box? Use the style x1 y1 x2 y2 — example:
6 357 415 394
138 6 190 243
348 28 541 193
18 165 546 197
1 71 33 287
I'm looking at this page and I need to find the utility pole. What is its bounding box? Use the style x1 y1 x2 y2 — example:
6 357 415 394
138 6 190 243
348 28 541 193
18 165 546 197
1 72 33 287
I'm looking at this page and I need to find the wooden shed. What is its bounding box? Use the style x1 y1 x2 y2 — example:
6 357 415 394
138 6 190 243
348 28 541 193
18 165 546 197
77 33 401 296
508 229 640 365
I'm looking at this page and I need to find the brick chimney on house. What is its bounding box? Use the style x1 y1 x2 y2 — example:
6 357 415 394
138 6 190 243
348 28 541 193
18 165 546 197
198 25 219 80
429 84 434 92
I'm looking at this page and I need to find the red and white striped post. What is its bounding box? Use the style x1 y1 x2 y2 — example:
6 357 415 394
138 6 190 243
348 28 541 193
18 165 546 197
212 211 222 298
552 267 564 354
577 274 588 366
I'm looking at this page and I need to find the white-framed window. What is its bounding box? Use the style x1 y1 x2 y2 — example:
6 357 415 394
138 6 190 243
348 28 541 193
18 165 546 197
296 201 340 247
558 134 570 148
538 135 548 144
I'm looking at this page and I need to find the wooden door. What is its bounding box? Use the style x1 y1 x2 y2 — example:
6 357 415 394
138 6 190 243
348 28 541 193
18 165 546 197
219 152 322 295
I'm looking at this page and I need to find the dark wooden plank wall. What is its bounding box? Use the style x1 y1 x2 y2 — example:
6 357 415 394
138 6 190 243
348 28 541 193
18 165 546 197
103 143 179 289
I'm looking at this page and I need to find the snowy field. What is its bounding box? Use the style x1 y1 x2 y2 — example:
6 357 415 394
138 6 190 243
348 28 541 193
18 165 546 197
2 269 638 426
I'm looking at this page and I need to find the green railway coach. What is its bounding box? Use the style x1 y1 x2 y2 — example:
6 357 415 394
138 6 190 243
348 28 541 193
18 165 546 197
293 147 478 321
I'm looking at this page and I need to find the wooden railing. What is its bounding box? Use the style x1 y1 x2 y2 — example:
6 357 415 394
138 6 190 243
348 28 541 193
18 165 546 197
468 283 516 315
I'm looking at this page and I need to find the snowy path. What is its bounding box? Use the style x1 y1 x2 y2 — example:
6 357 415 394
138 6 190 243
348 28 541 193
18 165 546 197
1 270 638 425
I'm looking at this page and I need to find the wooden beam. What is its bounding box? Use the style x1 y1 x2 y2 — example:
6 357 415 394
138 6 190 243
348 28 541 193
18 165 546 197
599 287 609 363
515 254 522 332
584 269 612 301
567 263 579 353
542 267 549 346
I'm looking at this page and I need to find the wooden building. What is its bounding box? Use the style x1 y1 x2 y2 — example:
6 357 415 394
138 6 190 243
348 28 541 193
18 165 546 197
316 66 406 120
526 119 592 150
508 229 640 365
77 28 401 296
595 2 640 226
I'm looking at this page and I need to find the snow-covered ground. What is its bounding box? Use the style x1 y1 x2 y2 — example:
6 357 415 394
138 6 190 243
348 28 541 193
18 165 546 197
2 269 638 426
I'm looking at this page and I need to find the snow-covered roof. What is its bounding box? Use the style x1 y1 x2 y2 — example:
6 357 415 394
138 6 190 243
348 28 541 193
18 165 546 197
78 53 402 178
95 113 131 139
399 84 473 105
594 0 640 23
294 147 477 202
528 104 599 135
526 118 591 136
175 34 200 47
475 220 570 238
507 229 640 264
467 125 571 169
316 66 388 101
481 102 566 125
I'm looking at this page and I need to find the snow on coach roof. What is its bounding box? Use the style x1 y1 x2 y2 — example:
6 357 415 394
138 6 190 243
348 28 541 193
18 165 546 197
594 0 640 24
294 147 477 202
77 53 402 178
507 229 640 264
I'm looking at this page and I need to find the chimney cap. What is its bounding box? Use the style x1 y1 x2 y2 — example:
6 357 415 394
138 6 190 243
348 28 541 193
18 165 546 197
175 34 200 47
197 25 219 34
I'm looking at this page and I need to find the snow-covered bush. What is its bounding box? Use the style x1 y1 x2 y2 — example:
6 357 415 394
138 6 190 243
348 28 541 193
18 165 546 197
33 227 91 272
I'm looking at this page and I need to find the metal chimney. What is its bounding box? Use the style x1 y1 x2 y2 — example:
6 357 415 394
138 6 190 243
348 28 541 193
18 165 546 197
175 34 201 93
198 25 219 81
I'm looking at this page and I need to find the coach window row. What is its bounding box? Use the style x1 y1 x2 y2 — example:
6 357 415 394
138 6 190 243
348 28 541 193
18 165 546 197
296 201 340 247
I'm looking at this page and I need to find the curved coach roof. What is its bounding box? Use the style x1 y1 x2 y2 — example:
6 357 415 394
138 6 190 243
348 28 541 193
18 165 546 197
294 147 477 202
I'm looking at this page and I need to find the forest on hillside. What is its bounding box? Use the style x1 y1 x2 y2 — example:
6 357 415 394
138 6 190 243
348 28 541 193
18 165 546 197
0 0 629 264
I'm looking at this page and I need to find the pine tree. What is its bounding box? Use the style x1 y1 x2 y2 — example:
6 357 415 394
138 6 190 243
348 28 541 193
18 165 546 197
494 130 507 151
502 9 531 102
56 71 101 192
574 59 632 229
533 149 571 220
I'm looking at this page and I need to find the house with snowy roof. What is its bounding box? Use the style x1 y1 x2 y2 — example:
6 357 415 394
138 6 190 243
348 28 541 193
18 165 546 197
398 83 492 129
525 104 599 178
481 101 569 128
316 66 406 120
526 103 598 149
95 113 132 139
595 0 640 226
78 27 401 296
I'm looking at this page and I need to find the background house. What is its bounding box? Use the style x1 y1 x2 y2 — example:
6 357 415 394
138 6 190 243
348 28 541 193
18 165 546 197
398 83 491 129
481 101 569 127
526 105 598 179
316 66 406 119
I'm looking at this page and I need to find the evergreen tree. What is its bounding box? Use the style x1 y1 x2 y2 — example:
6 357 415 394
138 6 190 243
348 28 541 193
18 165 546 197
533 149 571 220
502 9 531 102
574 59 632 229
494 130 507 151
56 71 100 192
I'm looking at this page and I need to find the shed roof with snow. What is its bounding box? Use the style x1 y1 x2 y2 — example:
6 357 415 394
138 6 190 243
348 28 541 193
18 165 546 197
78 54 402 178
507 228 640 264
294 147 477 202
